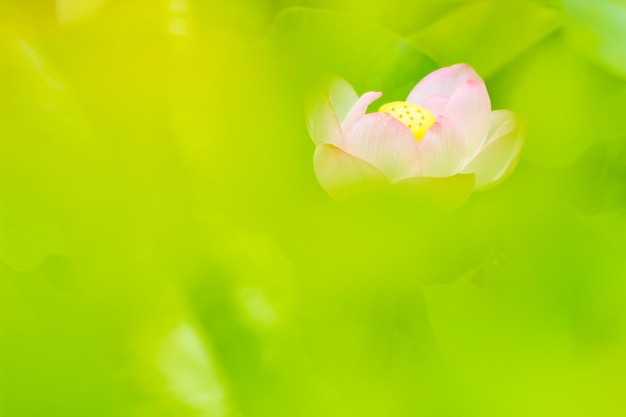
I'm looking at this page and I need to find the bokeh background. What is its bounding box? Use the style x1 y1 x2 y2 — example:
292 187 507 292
2 0 626 416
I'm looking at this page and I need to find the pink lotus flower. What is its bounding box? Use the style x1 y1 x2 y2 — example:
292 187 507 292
307 64 525 202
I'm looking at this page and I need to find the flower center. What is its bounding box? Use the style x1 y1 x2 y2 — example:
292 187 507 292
378 101 435 142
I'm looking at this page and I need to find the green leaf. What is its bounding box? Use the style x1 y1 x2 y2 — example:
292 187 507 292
563 0 626 78
408 0 565 78
563 136 626 214
487 34 626 167
270 7 438 101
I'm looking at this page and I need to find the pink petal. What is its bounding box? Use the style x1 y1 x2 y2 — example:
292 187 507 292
419 116 467 177
406 63 481 106
343 112 421 183
314 144 389 200
341 91 382 133
421 94 450 116
442 79 491 160
306 92 344 146
461 110 525 190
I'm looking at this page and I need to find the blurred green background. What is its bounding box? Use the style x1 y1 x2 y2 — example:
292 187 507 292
2 0 626 416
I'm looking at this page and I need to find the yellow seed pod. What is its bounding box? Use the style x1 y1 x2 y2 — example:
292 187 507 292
378 101 435 142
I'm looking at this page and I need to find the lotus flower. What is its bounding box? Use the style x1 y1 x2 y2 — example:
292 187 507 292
307 63 525 202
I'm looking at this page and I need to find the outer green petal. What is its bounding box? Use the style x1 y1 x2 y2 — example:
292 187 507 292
462 111 525 190
313 144 389 200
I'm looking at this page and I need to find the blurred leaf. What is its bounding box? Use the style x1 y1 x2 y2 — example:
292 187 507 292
0 188 66 272
424 201 626 416
56 0 114 23
563 0 626 78
408 0 564 78
157 322 229 417
394 173 475 210
270 7 438 100
487 34 626 167
0 34 89 140
5 1 626 416
0 34 91 272
563 136 626 214
187 225 306 417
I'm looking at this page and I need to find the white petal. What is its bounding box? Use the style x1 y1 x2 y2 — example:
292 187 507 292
419 116 467 177
343 112 421 182
328 78 359 122
484 109 519 147
306 92 344 146
442 79 492 160
462 111 525 190
314 144 389 200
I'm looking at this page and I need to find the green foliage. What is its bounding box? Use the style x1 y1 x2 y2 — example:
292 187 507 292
564 136 626 214
409 0 565 78
488 33 626 166
271 8 438 100
563 0 626 77
2 1 626 417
